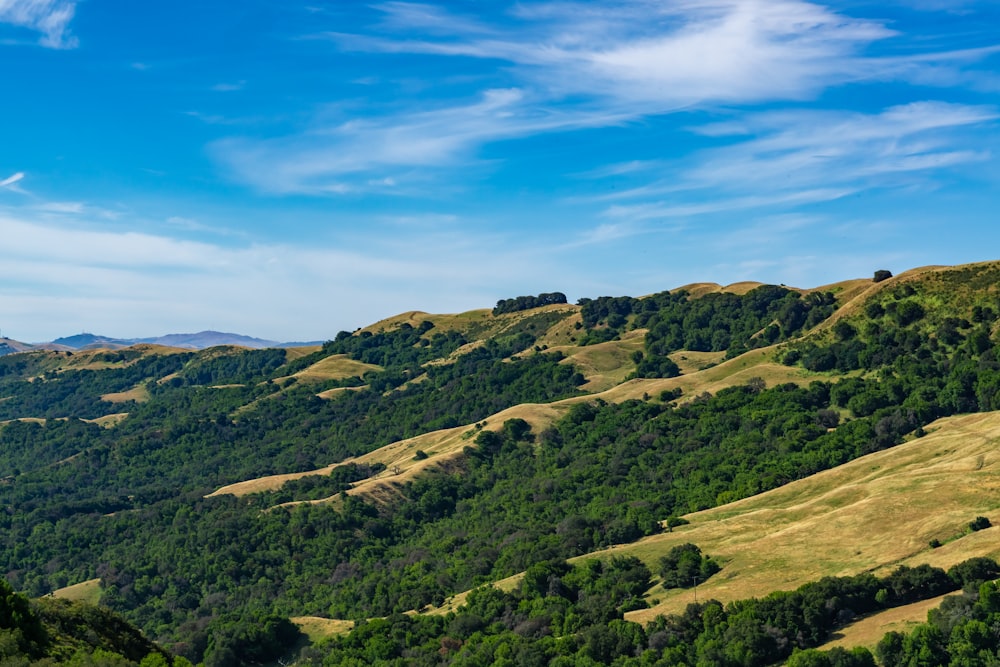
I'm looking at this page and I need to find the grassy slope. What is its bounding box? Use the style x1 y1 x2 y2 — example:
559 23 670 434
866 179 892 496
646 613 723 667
235 263 1000 641
51 578 102 605
286 354 382 383
602 410 1000 625
207 341 835 500
45 264 1000 645
820 593 951 651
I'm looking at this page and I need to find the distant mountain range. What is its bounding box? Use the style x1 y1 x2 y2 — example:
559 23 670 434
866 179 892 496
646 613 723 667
0 331 322 356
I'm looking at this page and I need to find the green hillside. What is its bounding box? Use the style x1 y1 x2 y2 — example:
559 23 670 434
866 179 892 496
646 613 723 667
0 576 174 666
4 264 1000 665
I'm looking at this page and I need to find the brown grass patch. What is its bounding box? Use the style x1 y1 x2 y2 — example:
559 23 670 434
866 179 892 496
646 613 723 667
316 385 368 400
590 345 828 405
287 354 381 383
100 385 150 404
669 350 727 375
212 401 577 502
552 331 646 392
1 417 48 425
291 616 354 640
283 346 322 360
85 413 129 428
675 281 772 298
205 462 343 498
821 593 950 650
534 310 584 348
598 411 1000 625
51 578 102 605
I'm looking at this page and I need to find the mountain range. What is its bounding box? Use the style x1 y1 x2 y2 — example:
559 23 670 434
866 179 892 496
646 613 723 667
0 330 321 355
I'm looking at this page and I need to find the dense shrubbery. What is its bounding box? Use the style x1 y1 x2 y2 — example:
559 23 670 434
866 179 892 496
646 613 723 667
493 292 568 315
578 285 837 377
0 577 174 665
300 558 998 666
658 543 721 589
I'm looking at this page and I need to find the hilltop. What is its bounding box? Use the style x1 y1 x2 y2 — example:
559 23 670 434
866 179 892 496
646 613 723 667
4 261 1000 665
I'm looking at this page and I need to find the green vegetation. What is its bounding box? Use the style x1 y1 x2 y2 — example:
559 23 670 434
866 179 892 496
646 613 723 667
578 285 837 377
658 544 720 589
2 262 1000 664
298 557 997 666
493 292 568 315
0 577 176 666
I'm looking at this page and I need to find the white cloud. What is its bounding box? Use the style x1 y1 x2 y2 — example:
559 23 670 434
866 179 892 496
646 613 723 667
595 101 997 219
682 102 997 191
0 212 581 341
333 0 994 108
0 172 24 187
34 201 84 213
222 0 998 195
0 172 26 194
212 87 631 194
0 0 77 48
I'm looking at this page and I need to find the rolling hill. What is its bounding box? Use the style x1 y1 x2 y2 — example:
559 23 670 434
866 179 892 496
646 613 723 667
4 261 1000 665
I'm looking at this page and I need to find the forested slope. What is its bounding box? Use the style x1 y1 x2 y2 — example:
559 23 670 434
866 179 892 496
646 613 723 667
3 263 1000 665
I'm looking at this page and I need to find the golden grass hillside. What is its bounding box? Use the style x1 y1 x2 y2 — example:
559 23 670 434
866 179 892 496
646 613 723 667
51 578 102 605
819 593 951 651
591 410 1000 626
285 354 381 383
550 330 646 392
207 343 837 502
259 411 1000 639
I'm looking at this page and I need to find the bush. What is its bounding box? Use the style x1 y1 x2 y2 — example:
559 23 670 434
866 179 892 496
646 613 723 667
969 516 992 532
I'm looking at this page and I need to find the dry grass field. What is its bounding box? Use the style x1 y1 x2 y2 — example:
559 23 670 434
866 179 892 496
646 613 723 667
100 384 151 404
675 281 769 298
590 345 833 406
51 578 102 605
243 405 1000 639
290 616 355 641
85 413 129 428
552 330 645 392
284 354 381 383
596 411 1000 625
820 593 951 651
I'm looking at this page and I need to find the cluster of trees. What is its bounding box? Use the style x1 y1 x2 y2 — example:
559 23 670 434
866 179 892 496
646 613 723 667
658 544 720 589
0 353 191 420
578 286 837 377
298 557 999 666
3 265 1000 663
493 292 568 315
0 373 943 663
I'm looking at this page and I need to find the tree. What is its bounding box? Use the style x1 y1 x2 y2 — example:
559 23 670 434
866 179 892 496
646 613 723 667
659 543 721 589
873 270 893 283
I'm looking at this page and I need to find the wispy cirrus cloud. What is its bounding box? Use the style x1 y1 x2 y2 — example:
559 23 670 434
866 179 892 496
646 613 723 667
217 0 998 195
0 172 26 193
335 0 893 106
212 87 632 194
597 101 998 220
0 0 77 48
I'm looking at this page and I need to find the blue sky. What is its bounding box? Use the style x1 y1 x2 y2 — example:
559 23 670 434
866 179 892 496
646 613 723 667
1 0 998 342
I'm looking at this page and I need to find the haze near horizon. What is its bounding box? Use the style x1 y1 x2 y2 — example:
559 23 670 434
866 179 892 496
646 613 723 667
1 0 998 342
